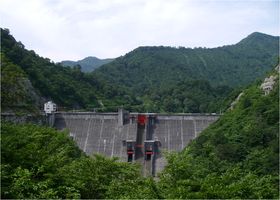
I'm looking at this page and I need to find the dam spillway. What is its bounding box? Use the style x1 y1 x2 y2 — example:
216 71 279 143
53 111 220 176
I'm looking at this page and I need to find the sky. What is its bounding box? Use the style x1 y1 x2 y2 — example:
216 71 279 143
0 0 279 62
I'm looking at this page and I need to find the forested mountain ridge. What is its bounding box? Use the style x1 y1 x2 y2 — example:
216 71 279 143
158 69 279 198
93 32 278 89
1 53 42 113
90 32 278 112
60 56 114 72
238 32 278 48
1 28 136 112
1 28 278 113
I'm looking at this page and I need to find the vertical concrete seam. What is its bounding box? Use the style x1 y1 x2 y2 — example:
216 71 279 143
181 119 184 150
97 118 104 153
72 116 78 142
111 126 116 158
83 118 92 152
167 121 170 151
103 139 106 153
193 119 197 138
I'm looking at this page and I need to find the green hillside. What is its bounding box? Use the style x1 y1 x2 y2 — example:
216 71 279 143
1 28 136 112
1 53 41 113
94 32 278 89
91 32 278 113
60 56 114 72
1 28 278 114
158 70 279 199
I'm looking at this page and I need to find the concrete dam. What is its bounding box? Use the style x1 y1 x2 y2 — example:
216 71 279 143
53 110 220 176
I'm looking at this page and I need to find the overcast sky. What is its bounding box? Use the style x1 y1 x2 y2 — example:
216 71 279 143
0 0 279 62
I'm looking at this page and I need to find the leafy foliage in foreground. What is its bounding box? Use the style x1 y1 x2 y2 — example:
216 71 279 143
1 123 159 199
158 72 279 199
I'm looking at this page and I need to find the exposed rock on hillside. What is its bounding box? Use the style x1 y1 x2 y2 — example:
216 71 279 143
260 75 277 95
230 92 244 110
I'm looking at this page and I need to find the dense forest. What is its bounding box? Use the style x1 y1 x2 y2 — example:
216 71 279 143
1 28 136 112
1 69 278 199
93 32 278 92
1 28 278 113
158 70 279 198
92 32 278 112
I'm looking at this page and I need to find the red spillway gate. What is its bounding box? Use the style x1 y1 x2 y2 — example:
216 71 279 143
137 115 147 125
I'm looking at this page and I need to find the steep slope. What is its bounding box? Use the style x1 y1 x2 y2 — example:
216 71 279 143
1 28 134 111
60 56 114 72
1 53 42 113
137 79 233 113
93 32 278 90
0 28 231 113
158 69 279 199
1 28 97 109
91 32 278 113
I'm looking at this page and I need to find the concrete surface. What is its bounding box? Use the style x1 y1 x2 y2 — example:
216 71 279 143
54 111 219 176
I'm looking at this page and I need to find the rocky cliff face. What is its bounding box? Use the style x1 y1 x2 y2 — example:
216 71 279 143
1 57 44 114
260 74 277 95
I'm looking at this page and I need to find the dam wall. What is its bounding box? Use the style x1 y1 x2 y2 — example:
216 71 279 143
1 112 47 125
151 114 219 174
54 111 220 176
54 112 137 161
1 111 219 176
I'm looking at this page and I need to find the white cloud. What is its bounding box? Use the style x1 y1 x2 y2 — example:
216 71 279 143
0 0 278 62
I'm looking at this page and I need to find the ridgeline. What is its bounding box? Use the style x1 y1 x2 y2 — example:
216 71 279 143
1 28 278 113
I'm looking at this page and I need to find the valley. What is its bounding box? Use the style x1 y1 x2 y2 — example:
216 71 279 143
1 28 279 199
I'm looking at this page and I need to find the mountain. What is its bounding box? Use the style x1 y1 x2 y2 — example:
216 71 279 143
93 32 278 89
60 56 114 72
1 28 279 113
91 32 278 112
1 54 42 113
238 32 278 47
1 28 134 112
158 69 279 199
